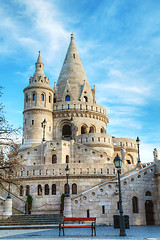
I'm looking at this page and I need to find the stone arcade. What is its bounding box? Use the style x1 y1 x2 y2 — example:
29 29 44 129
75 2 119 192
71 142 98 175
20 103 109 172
1 34 160 225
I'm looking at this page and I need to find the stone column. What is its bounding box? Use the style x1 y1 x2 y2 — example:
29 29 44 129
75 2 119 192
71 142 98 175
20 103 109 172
3 197 12 219
64 196 72 217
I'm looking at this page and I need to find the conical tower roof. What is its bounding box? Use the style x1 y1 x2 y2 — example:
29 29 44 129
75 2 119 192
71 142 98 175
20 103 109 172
29 51 49 86
57 34 92 101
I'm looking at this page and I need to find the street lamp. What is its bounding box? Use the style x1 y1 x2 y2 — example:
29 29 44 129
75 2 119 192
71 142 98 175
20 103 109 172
114 154 126 237
41 119 47 142
65 164 70 197
136 136 141 163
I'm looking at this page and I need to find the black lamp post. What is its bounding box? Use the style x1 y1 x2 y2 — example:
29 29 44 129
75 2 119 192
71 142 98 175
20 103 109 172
136 136 141 163
114 154 126 237
41 119 47 142
65 164 70 197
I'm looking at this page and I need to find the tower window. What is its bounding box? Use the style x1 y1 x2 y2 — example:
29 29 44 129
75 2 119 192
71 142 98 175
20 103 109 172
73 53 75 58
32 93 36 101
65 95 70 101
49 95 51 103
83 96 88 102
54 98 56 103
41 94 44 101
25 95 28 102
32 120 34 125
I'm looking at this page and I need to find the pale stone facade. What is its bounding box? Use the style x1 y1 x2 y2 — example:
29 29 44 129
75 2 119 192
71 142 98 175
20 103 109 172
2 34 160 225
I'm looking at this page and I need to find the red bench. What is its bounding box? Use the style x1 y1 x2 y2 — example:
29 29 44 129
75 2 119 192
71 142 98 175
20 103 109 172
59 217 96 236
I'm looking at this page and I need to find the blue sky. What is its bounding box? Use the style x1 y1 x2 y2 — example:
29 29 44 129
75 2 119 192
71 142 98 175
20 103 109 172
1 0 160 162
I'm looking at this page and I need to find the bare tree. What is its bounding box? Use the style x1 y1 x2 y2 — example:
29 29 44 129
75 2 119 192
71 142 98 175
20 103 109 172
0 86 22 193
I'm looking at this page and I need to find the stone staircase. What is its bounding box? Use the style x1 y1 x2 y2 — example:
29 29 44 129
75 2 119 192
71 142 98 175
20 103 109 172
0 214 62 229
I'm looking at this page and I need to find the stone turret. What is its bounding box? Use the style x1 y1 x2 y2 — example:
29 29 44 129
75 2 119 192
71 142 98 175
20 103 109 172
22 52 54 147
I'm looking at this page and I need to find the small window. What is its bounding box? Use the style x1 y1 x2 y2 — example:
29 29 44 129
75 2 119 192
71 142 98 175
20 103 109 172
38 184 42 195
87 209 90 218
73 53 75 58
132 196 139 213
65 95 70 101
49 95 51 103
45 184 49 195
32 120 34 125
54 98 56 103
102 205 105 214
66 155 69 163
64 183 70 194
20 186 23 196
26 185 30 196
26 95 28 102
52 184 56 195
52 155 57 164
32 93 36 101
41 94 44 101
72 183 77 194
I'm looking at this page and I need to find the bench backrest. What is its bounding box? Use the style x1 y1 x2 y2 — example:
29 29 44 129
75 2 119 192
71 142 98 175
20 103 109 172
64 217 96 221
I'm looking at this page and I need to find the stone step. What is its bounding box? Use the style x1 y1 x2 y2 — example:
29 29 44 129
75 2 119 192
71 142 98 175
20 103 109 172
0 214 62 226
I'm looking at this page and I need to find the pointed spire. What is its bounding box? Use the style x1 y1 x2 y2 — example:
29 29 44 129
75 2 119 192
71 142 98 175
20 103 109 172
34 51 45 77
37 51 43 63
57 34 92 101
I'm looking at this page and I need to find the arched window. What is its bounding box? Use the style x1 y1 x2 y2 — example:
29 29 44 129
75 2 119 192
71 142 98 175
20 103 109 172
126 154 133 164
83 96 88 102
26 185 30 196
32 93 36 101
52 155 57 164
101 127 105 133
132 196 139 213
89 126 95 133
20 185 23 196
45 184 49 195
41 94 44 101
52 184 56 195
38 184 42 195
62 124 71 138
54 98 56 103
81 125 87 134
65 95 70 101
25 95 28 102
64 183 70 194
146 191 152 196
66 155 69 163
72 183 77 194
49 95 51 103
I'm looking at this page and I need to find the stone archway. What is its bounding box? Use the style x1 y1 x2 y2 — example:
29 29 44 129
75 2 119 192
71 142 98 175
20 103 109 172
62 124 71 139
145 200 155 225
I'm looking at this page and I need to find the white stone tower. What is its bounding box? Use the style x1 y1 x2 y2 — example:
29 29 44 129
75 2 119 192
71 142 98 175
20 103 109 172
22 52 54 147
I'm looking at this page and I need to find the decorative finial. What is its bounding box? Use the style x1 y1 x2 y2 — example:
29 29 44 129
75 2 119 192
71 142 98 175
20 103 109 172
71 33 74 40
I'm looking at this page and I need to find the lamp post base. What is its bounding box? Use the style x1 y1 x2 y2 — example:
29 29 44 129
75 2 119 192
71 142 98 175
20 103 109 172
64 196 72 217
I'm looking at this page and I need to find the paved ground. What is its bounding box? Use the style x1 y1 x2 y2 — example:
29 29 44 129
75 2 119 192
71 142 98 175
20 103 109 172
0 226 160 240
